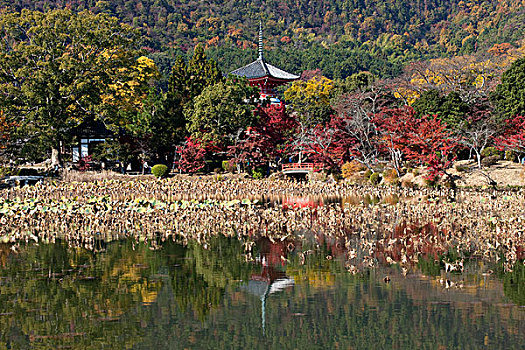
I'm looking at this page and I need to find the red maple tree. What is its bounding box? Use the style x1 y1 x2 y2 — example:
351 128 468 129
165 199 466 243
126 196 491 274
495 115 525 159
174 136 207 173
374 106 458 179
228 103 296 170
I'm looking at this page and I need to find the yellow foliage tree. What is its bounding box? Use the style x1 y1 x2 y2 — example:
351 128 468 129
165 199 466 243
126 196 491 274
284 76 335 126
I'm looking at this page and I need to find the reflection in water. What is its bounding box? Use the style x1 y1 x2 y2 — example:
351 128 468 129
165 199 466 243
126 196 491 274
0 239 522 349
243 237 295 334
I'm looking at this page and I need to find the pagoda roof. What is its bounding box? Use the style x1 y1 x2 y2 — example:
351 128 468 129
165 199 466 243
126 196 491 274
230 58 299 81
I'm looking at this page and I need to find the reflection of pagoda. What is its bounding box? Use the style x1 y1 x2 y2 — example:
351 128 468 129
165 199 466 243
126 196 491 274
241 237 294 335
230 23 299 100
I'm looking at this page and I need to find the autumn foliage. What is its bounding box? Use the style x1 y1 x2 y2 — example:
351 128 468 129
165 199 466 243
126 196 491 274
175 137 207 173
495 116 525 155
374 107 458 179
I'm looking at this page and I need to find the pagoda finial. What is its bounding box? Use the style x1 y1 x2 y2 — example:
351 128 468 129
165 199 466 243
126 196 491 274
258 21 263 60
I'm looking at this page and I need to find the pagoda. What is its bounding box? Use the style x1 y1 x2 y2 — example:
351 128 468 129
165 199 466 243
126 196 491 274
230 23 299 100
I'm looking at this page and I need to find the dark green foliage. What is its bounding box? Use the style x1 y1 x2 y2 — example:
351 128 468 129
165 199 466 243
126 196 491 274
505 150 516 162
481 155 499 167
481 147 502 159
494 58 525 119
412 90 469 129
151 164 169 178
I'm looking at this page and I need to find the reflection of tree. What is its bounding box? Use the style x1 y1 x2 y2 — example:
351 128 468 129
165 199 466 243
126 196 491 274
0 239 522 349
171 236 253 320
503 263 524 306
0 241 163 349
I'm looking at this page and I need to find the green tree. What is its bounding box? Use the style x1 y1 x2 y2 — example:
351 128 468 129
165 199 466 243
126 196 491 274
187 44 223 100
161 46 224 156
0 9 143 165
412 90 469 129
185 77 259 144
493 57 525 120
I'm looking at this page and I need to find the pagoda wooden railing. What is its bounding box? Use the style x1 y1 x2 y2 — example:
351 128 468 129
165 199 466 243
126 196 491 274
281 163 323 173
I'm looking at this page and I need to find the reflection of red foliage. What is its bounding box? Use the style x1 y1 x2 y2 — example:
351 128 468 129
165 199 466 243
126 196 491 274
374 222 448 264
251 237 292 283
282 196 323 209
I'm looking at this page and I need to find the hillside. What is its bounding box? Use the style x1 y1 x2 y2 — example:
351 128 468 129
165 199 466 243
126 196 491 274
1 0 525 79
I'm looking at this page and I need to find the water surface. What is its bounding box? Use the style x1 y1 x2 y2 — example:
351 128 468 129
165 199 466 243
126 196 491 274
0 239 523 349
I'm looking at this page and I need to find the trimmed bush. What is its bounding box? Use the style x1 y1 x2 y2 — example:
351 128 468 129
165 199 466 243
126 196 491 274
222 160 235 173
481 155 499 168
505 150 516 162
341 160 365 179
369 172 381 185
383 168 398 184
481 147 502 159
151 164 169 178
252 167 264 179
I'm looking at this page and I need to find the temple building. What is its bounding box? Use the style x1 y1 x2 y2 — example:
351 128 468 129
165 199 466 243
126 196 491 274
230 24 299 101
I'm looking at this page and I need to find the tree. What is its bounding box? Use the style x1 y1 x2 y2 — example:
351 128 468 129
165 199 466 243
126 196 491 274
186 45 223 100
295 123 340 170
228 103 296 171
161 46 224 157
493 58 525 120
174 136 207 173
374 107 458 178
495 115 525 162
185 77 259 144
412 90 469 129
332 80 389 171
457 110 497 169
284 76 335 127
0 9 143 165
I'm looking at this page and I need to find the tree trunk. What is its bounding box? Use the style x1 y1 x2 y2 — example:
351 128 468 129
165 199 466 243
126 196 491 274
51 147 61 168
475 150 481 169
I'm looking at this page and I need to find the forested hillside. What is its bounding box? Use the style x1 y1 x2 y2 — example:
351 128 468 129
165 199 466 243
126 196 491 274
1 0 524 79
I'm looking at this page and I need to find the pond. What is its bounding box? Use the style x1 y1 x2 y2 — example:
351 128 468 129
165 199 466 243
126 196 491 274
0 238 523 349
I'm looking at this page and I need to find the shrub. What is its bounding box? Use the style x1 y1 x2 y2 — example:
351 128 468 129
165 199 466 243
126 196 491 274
252 167 264 179
0 167 19 177
383 168 398 184
151 164 169 178
369 172 381 185
341 160 365 179
78 155 92 172
222 160 235 173
401 179 416 189
505 150 516 162
364 169 372 179
481 155 499 168
481 147 502 159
